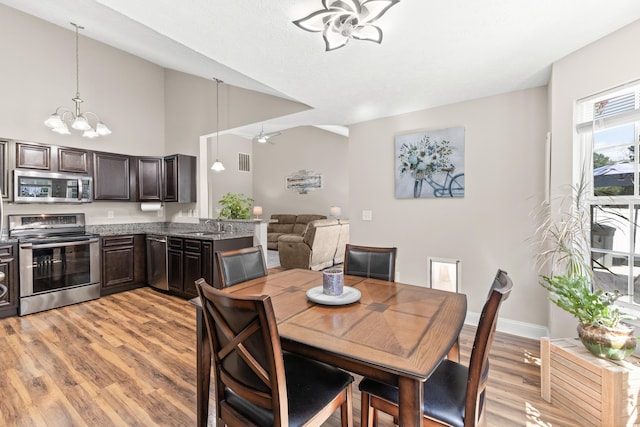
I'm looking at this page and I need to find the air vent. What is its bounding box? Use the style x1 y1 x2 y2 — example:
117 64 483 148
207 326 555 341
238 153 250 172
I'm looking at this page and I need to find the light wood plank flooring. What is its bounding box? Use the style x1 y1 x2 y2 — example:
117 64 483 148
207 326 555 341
0 286 580 426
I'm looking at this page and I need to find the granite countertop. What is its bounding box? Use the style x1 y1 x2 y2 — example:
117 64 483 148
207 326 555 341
0 220 257 244
87 222 254 241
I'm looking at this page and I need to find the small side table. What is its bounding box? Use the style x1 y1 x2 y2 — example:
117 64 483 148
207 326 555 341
541 337 640 426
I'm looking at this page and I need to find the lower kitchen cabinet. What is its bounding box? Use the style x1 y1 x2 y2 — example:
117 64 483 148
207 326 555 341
167 236 253 297
101 235 146 296
0 244 17 318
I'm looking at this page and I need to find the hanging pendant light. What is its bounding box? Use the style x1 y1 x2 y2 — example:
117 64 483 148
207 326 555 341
211 78 225 171
44 23 111 138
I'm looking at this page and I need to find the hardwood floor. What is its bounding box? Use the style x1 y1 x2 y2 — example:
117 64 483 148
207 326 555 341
0 286 580 426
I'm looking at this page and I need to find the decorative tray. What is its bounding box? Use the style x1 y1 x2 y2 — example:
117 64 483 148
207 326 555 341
306 286 361 306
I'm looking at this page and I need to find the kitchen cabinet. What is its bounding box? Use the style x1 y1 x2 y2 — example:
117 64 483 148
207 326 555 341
101 235 146 296
167 236 252 297
0 244 17 318
94 152 134 200
16 142 91 174
136 157 163 201
16 142 50 170
164 154 196 203
167 237 200 297
0 140 8 198
58 147 91 174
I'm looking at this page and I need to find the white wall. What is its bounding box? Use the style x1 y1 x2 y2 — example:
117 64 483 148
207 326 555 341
547 19 640 337
252 126 348 219
349 87 549 329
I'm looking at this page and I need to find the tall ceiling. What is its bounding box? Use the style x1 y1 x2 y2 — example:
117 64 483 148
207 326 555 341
3 0 640 138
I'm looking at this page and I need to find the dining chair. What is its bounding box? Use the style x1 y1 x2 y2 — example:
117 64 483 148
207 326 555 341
216 245 268 288
195 278 355 427
358 269 513 427
343 244 397 281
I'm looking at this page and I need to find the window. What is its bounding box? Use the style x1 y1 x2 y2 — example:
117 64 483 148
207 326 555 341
577 81 640 307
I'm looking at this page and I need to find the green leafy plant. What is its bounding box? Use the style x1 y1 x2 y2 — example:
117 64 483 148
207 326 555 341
539 275 622 328
217 193 253 219
535 167 632 329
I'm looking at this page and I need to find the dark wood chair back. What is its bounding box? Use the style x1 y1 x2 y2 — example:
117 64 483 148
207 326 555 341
216 245 267 288
343 244 397 281
464 268 513 425
358 268 513 427
195 278 288 425
195 278 355 426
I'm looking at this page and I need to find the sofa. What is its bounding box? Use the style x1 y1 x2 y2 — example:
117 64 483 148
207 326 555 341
278 218 350 271
266 214 327 250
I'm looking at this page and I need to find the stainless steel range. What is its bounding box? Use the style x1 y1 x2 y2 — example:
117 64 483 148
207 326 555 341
9 213 100 316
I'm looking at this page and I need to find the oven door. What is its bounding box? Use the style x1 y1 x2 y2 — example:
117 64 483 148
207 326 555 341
19 237 100 300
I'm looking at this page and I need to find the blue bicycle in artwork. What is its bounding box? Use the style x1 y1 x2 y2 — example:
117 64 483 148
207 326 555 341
420 167 465 198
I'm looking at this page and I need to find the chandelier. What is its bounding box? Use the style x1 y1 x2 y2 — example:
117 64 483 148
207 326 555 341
44 23 111 138
293 0 400 51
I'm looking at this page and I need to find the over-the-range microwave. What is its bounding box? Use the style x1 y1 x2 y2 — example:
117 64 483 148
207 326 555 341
14 170 92 203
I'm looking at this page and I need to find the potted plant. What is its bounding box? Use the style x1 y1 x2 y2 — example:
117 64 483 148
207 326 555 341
536 170 636 360
217 192 254 220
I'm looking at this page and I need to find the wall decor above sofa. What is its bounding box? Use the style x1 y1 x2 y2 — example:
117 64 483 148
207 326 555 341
285 170 323 194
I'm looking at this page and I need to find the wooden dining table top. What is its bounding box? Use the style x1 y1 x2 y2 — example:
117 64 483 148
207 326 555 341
218 268 468 382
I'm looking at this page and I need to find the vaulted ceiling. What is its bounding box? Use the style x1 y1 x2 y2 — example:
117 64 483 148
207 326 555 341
3 0 640 138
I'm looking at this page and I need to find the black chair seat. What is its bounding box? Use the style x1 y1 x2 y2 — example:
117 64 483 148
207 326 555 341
227 352 354 427
359 360 469 427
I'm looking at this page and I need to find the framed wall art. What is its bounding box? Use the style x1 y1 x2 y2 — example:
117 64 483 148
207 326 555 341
395 126 465 199
285 170 323 194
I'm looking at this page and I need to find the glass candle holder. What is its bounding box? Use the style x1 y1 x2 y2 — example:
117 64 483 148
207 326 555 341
323 268 344 296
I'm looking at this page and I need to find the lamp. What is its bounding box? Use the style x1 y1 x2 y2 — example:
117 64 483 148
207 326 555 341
253 206 263 219
293 0 400 51
330 206 342 218
44 23 111 138
211 78 225 171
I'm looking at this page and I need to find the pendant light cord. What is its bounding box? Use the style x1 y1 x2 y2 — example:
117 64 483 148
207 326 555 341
214 78 223 157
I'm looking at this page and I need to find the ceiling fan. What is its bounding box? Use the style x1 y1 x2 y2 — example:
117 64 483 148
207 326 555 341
253 127 281 144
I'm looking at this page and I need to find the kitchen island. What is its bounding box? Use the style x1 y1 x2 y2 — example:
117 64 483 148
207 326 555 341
88 219 260 298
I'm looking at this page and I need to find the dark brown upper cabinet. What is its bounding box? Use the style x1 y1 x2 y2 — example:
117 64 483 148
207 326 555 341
16 142 50 170
136 157 163 202
0 140 8 198
16 142 91 174
93 152 133 201
164 154 196 203
58 147 91 174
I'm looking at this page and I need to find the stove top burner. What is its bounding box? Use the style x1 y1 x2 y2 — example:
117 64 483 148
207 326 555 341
19 234 99 245
9 213 89 241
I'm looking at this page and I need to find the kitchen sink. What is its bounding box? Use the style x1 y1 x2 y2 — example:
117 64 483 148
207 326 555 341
184 231 225 236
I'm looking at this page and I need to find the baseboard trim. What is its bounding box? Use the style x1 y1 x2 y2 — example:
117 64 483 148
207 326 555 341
465 311 549 340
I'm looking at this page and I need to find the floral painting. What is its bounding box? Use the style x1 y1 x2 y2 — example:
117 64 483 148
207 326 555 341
395 127 465 199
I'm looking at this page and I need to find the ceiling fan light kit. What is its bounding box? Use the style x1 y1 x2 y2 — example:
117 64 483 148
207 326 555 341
254 127 281 144
293 0 400 51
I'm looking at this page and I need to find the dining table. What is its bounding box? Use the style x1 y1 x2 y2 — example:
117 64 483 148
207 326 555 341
190 268 467 427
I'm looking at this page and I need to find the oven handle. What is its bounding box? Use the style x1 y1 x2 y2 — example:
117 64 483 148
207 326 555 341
20 237 100 250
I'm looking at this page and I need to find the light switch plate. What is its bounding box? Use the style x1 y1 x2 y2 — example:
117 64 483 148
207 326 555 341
362 210 372 221
107 210 114 219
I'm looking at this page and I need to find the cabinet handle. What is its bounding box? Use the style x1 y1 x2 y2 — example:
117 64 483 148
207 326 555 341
0 283 7 299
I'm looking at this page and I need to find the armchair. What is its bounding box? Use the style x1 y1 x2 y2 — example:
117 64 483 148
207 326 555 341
278 219 342 270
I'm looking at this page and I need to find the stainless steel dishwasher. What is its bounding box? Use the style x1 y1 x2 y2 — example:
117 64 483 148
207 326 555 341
146 235 168 290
